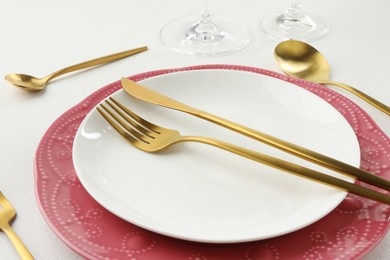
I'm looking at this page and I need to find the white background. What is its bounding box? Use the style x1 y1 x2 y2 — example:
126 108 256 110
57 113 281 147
1 0 389 259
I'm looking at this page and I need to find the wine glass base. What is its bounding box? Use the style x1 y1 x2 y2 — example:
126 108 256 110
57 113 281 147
160 14 252 56
262 11 329 41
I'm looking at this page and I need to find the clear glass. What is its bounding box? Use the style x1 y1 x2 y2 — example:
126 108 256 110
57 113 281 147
262 0 329 41
160 0 252 56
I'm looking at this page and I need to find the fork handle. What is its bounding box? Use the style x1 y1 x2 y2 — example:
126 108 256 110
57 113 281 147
188 136 390 205
2 224 34 260
195 109 390 191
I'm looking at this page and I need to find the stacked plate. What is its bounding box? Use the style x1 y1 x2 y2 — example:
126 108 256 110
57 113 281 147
35 65 390 259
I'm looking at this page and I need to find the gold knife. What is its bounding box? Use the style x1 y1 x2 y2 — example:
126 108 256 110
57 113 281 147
121 78 390 191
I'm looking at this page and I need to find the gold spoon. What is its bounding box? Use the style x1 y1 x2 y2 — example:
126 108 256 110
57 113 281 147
5 46 148 91
274 40 390 116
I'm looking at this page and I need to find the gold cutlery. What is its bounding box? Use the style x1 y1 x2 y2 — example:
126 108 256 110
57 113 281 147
274 40 390 116
121 78 390 191
97 97 390 205
0 191 34 260
5 46 148 91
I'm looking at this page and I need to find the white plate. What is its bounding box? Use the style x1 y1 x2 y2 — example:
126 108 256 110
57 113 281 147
73 69 360 243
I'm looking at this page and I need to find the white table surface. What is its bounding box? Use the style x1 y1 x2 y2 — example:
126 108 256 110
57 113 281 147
1 0 389 259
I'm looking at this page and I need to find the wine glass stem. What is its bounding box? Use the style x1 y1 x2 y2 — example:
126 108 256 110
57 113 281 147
286 0 304 18
201 0 209 19
200 0 212 24
185 0 225 42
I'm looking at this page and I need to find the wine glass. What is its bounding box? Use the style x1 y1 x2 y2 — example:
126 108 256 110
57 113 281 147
160 0 252 56
262 0 329 41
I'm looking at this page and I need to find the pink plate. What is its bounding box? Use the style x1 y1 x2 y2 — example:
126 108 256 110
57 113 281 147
35 65 390 259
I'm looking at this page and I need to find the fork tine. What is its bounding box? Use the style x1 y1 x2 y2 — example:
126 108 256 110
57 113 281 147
98 97 162 145
97 105 147 144
0 192 34 259
100 101 150 142
109 97 160 134
104 99 156 140
0 192 15 213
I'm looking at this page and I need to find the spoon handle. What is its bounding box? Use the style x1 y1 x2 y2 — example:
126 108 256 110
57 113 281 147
46 46 148 81
320 80 390 116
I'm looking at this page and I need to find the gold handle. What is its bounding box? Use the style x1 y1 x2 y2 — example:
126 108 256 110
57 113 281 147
190 136 390 205
47 46 148 81
320 80 390 116
193 108 390 190
2 224 34 260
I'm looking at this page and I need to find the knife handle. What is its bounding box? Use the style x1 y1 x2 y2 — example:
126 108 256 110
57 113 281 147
192 108 390 191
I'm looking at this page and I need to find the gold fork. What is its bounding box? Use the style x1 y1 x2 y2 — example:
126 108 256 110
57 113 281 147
97 97 390 205
0 191 34 260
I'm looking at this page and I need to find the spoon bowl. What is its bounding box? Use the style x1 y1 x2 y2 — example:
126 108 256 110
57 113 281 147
274 40 390 116
5 74 48 91
274 40 330 82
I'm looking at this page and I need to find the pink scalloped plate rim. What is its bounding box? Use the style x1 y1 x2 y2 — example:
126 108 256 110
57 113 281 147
34 65 390 260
